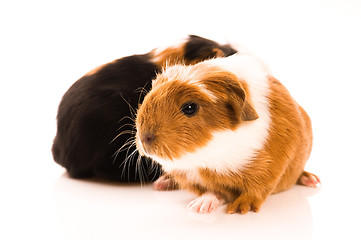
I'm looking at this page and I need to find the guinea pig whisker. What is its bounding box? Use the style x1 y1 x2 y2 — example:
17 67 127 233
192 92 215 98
139 156 155 185
113 123 137 141
121 148 139 180
136 87 149 98
112 148 121 164
135 82 150 94
118 149 135 178
141 158 150 185
115 140 137 165
110 130 136 144
135 81 150 97
111 137 137 166
146 158 161 182
135 155 145 185
117 115 136 125
119 92 137 120
112 127 156 184
119 156 130 180
112 142 134 160
125 140 137 157
121 140 137 156
116 123 136 131
112 136 136 151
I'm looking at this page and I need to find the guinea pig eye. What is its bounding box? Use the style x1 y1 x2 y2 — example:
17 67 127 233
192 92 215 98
181 102 199 117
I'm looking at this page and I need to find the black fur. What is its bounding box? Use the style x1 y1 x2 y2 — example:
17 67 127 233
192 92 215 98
52 54 159 182
52 35 237 183
184 35 237 62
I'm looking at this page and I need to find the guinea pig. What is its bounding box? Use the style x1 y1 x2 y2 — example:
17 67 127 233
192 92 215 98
52 35 237 183
135 53 320 213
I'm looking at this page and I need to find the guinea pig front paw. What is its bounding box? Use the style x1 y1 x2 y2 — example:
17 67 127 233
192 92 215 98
188 193 224 214
226 193 265 214
153 174 179 191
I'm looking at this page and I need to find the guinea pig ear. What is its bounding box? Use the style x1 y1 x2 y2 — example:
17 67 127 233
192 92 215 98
225 80 259 123
240 99 259 121
203 75 259 125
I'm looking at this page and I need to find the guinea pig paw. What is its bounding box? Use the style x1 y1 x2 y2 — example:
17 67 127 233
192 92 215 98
297 171 321 188
153 175 179 191
227 195 263 214
188 193 223 214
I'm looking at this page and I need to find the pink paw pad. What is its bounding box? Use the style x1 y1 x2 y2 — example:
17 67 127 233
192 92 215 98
188 193 224 214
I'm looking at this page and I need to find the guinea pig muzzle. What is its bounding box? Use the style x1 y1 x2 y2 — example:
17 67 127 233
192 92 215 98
136 130 156 156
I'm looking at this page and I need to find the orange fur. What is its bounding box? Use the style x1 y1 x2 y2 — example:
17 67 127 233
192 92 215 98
152 45 226 69
151 45 186 68
164 76 313 214
137 67 315 214
135 44 318 214
136 66 257 160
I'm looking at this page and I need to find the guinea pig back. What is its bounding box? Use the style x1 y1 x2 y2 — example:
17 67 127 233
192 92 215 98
52 35 237 183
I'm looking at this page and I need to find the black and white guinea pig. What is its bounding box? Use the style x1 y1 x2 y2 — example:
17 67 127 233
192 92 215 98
52 35 237 182
136 53 320 213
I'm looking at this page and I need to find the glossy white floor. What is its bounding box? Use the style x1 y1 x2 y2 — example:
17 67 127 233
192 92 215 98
1 0 361 239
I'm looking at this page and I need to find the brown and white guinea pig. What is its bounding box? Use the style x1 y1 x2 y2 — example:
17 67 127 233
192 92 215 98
52 35 237 183
135 53 320 213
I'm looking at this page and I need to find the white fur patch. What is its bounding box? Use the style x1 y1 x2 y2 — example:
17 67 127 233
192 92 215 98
161 65 196 81
198 83 218 101
226 41 272 75
151 54 271 175
160 65 218 101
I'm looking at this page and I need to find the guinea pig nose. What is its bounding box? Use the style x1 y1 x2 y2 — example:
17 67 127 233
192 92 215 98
141 132 156 145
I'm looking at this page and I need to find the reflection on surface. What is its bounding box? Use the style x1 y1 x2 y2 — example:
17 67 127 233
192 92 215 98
53 173 319 240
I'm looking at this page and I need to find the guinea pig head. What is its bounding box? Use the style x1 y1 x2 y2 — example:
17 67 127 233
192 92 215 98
135 64 259 162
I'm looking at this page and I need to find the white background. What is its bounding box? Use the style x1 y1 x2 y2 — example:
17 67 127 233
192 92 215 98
1 0 361 239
